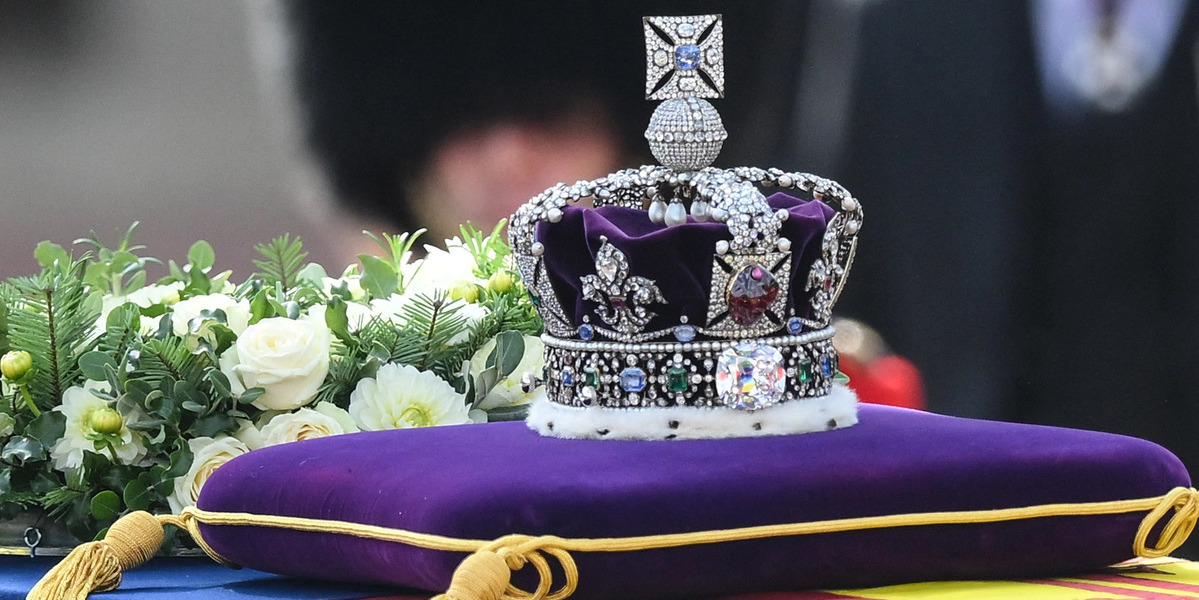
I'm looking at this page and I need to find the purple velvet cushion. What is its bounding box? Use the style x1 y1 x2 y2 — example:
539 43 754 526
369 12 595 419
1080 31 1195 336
197 405 1190 599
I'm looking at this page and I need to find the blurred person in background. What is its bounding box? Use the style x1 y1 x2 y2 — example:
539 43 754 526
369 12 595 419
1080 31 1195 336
282 1 812 243
825 0 1199 484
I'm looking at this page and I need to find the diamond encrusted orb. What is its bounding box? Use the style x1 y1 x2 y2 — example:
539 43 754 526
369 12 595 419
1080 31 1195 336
715 343 787 410
645 97 727 171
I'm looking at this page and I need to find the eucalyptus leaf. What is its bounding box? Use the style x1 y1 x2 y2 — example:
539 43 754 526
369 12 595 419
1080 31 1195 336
173 380 206 408
283 301 301 320
475 367 499 399
124 270 147 294
187 240 215 272
102 363 122 398
79 351 118 382
490 331 525 377
165 442 194 479
122 479 151 512
249 289 273 324
25 412 65 448
1 436 45 465
358 254 399 299
124 379 152 404
180 401 205 414
34 241 69 269
324 297 352 345
190 413 236 438
237 387 265 405
0 467 10 496
168 259 187 283
295 262 327 286
89 490 121 521
187 264 211 294
205 369 233 398
125 418 167 432
105 302 140 330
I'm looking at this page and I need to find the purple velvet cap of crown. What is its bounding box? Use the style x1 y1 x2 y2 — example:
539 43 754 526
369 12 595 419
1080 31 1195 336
196 405 1191 599
536 192 833 336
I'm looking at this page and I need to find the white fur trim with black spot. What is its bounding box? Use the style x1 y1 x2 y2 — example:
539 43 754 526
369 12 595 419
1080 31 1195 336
526 384 858 440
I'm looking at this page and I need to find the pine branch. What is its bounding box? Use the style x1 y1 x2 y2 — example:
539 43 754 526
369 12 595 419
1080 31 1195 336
3 259 100 408
134 337 208 388
398 293 468 379
252 234 308 291
42 487 84 518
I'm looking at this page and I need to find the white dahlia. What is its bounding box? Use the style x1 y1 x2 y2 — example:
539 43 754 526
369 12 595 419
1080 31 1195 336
349 363 470 430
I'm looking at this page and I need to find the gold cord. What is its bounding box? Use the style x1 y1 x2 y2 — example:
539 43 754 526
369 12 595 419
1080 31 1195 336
1134 486 1199 558
28 487 1199 600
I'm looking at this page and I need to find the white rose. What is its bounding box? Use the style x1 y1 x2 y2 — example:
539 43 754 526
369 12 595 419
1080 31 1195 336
171 293 250 339
259 402 358 446
221 317 331 411
49 387 148 472
468 335 546 410
349 363 470 430
167 436 250 513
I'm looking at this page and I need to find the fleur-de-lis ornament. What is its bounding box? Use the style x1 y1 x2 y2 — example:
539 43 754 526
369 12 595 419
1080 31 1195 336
580 239 666 335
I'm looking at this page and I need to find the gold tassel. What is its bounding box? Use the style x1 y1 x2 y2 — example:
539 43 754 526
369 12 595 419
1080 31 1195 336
431 550 512 600
26 511 164 600
430 535 579 600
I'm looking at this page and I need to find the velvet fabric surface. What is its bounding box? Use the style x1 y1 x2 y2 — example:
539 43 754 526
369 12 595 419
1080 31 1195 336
197 405 1190 599
536 192 833 334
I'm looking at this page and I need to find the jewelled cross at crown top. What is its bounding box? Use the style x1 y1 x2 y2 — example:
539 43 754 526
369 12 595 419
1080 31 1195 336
644 14 725 100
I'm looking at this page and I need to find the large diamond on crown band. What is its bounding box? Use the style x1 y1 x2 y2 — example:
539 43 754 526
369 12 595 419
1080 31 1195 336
715 342 787 410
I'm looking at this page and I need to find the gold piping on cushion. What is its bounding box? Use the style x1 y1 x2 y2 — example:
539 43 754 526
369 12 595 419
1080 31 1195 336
28 487 1199 600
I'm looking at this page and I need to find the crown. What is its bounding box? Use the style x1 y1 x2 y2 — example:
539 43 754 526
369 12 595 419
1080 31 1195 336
510 15 863 440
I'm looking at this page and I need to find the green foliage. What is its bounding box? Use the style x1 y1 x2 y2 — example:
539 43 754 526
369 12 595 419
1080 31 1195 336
73 222 160 297
253 234 308 292
0 222 546 548
458 220 511 279
2 258 101 411
359 229 424 298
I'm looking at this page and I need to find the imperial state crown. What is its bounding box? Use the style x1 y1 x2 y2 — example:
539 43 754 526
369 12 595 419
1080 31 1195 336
510 14 863 439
